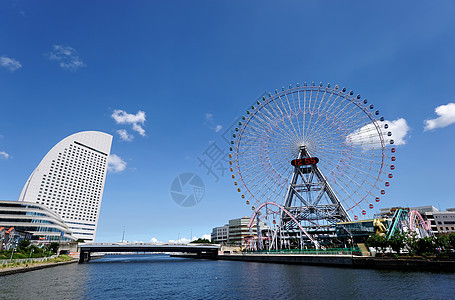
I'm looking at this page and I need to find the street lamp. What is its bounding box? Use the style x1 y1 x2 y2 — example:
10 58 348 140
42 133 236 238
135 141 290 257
10 248 16 262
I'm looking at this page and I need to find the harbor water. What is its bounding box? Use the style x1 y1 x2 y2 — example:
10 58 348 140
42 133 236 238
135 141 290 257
0 254 454 299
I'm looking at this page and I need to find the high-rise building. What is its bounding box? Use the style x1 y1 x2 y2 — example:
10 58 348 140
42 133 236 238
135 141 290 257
18 131 112 242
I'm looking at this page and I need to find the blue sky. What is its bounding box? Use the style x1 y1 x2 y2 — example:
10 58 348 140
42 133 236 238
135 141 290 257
1 1 455 243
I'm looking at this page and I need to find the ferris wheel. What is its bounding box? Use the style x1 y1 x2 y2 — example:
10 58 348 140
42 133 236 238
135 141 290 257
229 82 395 248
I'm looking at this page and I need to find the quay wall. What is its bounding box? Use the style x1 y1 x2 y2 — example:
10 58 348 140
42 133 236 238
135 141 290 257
176 254 455 272
218 254 353 266
353 257 455 272
0 260 78 277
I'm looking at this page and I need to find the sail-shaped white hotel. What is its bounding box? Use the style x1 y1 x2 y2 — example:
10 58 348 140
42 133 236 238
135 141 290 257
19 131 112 242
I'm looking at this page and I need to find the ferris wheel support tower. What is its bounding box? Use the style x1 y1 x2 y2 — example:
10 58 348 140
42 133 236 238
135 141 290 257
283 146 351 228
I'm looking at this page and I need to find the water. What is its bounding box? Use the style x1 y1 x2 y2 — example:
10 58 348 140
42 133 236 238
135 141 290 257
0 255 454 299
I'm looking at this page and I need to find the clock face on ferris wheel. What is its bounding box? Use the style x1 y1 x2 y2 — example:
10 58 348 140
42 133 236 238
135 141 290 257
230 82 396 221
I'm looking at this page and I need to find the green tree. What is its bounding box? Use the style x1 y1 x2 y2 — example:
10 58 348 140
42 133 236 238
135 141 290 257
413 236 436 256
45 242 60 255
190 238 212 244
18 239 31 250
389 232 406 254
436 234 450 252
367 234 388 255
28 244 42 256
449 233 455 249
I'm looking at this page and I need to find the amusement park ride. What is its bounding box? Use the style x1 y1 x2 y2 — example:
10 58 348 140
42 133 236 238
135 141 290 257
229 82 432 251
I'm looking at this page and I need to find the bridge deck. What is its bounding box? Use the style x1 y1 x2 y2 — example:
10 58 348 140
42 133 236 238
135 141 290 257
78 243 220 263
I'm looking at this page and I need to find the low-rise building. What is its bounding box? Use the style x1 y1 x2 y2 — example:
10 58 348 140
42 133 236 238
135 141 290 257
228 216 258 246
211 225 229 244
211 216 263 246
0 200 75 243
431 209 455 234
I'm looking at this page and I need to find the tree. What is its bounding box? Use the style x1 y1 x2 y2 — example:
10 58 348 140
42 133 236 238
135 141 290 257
18 239 31 250
45 242 60 254
414 237 436 256
366 234 388 255
436 234 450 252
389 232 406 254
29 244 42 256
190 238 212 244
449 233 455 249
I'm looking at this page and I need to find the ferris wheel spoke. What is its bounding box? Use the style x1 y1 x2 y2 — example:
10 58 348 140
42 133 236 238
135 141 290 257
309 102 368 142
305 87 331 139
262 95 302 142
232 83 394 248
333 168 377 206
249 104 301 146
288 89 303 140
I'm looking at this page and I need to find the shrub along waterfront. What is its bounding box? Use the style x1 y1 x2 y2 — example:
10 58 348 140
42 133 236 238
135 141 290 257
0 255 73 269
0 239 59 260
366 232 455 257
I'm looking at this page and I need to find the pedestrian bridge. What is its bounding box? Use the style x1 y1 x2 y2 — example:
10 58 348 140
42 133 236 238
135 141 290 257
78 243 220 263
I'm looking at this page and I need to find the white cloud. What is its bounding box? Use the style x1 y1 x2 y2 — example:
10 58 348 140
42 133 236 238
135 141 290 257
47 45 86 71
0 56 22 71
108 154 127 173
167 234 211 244
168 238 191 244
346 118 410 148
204 113 223 133
132 123 145 136
200 234 211 241
0 151 10 159
424 103 455 131
112 109 146 137
116 129 134 142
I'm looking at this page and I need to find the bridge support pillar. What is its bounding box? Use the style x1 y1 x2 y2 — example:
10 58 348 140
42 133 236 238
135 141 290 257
196 250 218 259
79 251 91 263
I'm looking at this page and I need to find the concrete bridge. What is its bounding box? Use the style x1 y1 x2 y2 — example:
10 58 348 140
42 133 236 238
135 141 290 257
78 243 220 263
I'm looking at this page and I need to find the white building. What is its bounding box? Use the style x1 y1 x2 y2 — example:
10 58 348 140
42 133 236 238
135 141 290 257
211 225 229 244
426 209 455 234
18 131 112 242
228 216 260 246
0 200 75 243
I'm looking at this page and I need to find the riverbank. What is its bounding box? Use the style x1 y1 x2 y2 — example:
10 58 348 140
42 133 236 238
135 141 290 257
0 256 78 276
174 253 455 272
